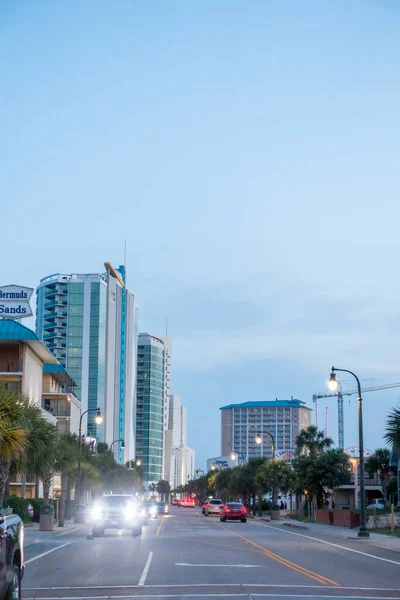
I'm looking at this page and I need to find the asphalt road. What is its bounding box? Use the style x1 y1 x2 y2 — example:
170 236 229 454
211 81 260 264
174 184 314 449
22 507 400 600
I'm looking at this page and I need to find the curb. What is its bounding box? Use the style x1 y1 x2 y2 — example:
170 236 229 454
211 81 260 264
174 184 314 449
281 521 309 530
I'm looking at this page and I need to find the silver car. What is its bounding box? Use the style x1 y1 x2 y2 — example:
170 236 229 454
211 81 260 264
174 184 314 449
204 499 224 516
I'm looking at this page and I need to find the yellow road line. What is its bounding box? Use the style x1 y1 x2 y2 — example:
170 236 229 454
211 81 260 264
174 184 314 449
223 528 339 586
156 516 167 537
186 538 268 555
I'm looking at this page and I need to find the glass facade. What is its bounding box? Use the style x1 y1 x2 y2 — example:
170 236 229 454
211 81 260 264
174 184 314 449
136 342 165 482
87 282 106 439
36 274 107 442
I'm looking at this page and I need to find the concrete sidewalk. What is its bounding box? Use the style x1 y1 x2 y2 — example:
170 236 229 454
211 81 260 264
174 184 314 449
253 516 400 552
24 520 88 548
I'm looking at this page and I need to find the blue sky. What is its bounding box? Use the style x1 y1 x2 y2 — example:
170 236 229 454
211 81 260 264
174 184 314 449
1 1 400 468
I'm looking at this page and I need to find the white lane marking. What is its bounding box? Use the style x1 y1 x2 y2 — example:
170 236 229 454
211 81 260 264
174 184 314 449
253 522 400 567
176 563 262 568
53 526 83 537
24 542 71 565
23 584 400 591
23 596 249 599
138 551 153 586
21 596 400 600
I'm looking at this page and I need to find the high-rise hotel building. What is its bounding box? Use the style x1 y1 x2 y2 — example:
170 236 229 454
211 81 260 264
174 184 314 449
36 262 138 462
220 399 312 460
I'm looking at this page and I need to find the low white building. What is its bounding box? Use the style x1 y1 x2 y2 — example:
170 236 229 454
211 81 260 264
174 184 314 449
207 454 238 472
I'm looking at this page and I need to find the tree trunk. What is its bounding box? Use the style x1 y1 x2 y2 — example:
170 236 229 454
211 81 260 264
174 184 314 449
43 473 53 504
35 477 40 499
21 473 26 498
252 494 256 516
257 494 263 517
58 473 68 527
0 459 11 508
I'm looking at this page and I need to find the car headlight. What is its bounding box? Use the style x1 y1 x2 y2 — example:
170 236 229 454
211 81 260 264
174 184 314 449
140 508 146 517
91 504 103 520
124 505 137 520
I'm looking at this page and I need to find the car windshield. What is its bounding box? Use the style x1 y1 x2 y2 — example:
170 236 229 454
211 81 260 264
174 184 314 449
100 496 134 507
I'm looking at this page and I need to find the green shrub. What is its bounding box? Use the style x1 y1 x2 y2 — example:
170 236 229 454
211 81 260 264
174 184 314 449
4 496 31 522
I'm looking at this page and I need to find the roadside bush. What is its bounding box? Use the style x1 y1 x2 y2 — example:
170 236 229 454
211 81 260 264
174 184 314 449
4 496 31 522
262 500 272 511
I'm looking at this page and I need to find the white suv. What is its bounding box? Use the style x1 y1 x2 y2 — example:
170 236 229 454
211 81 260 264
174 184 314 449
90 494 142 537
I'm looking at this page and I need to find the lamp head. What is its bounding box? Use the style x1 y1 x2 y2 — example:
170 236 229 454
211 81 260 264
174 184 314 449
255 434 262 445
95 408 103 425
230 452 237 461
328 370 339 391
136 459 141 466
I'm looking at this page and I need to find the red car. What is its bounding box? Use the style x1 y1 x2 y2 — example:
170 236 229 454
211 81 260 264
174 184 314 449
182 498 195 508
220 502 247 523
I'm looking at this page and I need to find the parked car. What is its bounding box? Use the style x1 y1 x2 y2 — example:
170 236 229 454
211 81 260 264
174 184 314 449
220 502 247 523
0 513 24 600
204 499 224 516
90 494 142 537
367 498 385 510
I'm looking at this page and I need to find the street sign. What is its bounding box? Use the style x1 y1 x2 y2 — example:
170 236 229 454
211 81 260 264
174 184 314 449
0 285 33 319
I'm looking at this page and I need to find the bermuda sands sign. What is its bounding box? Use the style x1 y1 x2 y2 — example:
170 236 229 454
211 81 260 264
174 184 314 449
0 285 33 319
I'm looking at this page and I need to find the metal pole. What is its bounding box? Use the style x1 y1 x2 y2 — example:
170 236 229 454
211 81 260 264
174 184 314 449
332 367 369 538
76 410 84 507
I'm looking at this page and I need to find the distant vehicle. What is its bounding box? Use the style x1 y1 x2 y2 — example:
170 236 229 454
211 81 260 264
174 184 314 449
201 500 208 514
156 502 169 515
204 499 223 516
171 499 179 506
137 502 150 526
143 501 158 519
367 498 385 510
0 513 24 600
220 502 247 523
181 497 195 508
90 494 142 537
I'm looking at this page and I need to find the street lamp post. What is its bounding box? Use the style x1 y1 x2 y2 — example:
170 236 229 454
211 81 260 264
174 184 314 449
230 451 246 465
255 430 276 459
328 367 369 538
110 439 125 454
76 407 102 507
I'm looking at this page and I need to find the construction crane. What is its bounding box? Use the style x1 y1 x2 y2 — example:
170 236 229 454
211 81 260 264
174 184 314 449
313 382 400 449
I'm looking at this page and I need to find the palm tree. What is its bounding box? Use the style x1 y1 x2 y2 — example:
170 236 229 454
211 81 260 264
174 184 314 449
256 459 295 506
157 480 171 502
296 425 333 457
148 483 157 498
365 448 395 501
0 387 29 508
55 433 79 527
12 406 58 500
384 406 400 450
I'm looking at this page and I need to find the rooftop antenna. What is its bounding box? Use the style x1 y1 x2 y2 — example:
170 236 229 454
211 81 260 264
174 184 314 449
165 316 168 335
